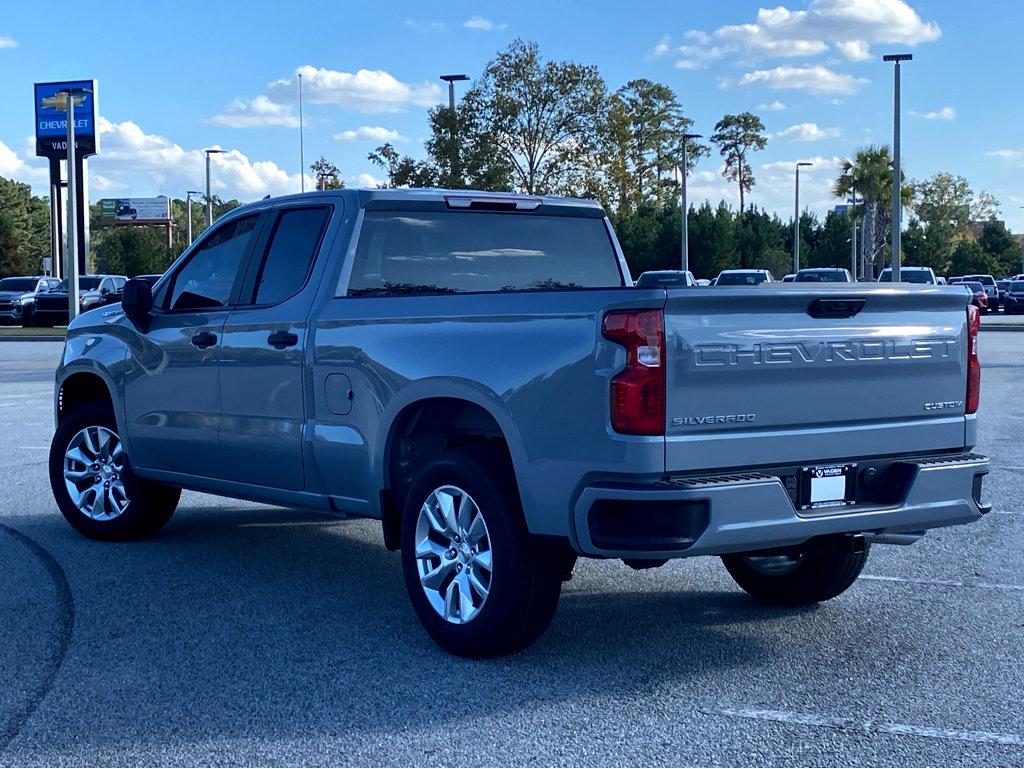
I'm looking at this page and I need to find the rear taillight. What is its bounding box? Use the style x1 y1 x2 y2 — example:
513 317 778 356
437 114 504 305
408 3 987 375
966 305 981 414
602 309 665 435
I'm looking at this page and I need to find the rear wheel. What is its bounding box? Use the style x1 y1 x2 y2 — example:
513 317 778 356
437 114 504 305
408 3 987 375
721 545 869 605
400 449 565 658
49 401 180 541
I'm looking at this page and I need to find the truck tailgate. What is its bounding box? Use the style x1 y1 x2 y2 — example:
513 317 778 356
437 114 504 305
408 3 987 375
663 285 971 472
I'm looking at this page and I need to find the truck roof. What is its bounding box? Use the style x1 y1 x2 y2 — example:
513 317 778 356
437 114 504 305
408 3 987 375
226 188 607 219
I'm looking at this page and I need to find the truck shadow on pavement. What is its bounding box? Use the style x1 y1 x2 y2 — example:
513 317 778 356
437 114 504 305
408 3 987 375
3 504 831 761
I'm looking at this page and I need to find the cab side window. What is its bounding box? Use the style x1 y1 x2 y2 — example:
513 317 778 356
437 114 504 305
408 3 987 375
165 215 259 311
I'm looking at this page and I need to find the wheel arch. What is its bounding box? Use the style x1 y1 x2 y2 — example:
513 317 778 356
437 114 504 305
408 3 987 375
375 381 530 551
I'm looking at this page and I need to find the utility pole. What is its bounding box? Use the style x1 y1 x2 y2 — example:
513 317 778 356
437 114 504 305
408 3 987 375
1019 205 1024 275
299 72 305 193
884 53 912 282
678 133 701 273
186 190 202 246
851 193 858 281
205 149 223 227
793 162 812 274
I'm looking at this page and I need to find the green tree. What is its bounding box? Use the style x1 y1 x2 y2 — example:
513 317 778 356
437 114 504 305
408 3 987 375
460 40 608 195
710 112 767 213
0 176 50 272
810 210 855 270
949 238 994 276
0 211 29 277
309 156 345 190
368 142 438 188
979 219 1021 276
606 79 707 213
95 227 170 276
834 146 909 277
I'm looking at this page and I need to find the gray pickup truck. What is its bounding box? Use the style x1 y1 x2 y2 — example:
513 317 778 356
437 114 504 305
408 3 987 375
48 189 989 657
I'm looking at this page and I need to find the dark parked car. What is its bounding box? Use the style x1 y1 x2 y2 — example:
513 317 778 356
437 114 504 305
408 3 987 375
634 270 696 288
0 275 60 325
794 268 853 283
1003 280 1024 314
30 275 126 326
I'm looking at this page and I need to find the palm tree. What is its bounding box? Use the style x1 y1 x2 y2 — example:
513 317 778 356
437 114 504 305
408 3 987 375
834 146 893 278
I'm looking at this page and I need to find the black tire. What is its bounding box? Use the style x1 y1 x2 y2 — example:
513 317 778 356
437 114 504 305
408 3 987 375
721 544 869 606
49 401 180 541
399 449 565 658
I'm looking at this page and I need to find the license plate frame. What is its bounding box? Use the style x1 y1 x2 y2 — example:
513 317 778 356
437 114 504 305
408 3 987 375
798 463 857 511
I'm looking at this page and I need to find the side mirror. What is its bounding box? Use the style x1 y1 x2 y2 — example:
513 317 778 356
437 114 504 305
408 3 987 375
121 278 153 324
100 286 109 294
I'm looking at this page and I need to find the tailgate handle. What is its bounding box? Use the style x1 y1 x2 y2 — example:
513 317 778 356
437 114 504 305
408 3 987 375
807 297 865 319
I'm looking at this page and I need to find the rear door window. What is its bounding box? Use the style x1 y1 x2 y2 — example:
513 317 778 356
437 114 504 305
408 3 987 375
345 211 623 296
248 207 330 305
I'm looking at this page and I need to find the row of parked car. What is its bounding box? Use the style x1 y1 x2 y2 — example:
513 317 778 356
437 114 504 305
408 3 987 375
0 273 162 327
634 267 1024 314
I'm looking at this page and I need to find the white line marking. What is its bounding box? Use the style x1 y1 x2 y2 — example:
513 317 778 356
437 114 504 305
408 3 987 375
859 574 1024 592
15 446 50 450
704 707 1024 747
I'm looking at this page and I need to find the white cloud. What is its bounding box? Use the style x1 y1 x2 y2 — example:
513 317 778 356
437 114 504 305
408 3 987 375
757 100 787 111
651 35 671 56
989 148 1024 162
0 36 16 49
463 15 507 31
836 40 871 61
0 139 48 186
266 65 441 113
348 172 383 188
773 122 841 141
666 0 939 69
90 116 311 199
403 18 446 31
209 95 299 128
910 106 956 121
737 65 868 95
334 126 405 142
762 155 841 172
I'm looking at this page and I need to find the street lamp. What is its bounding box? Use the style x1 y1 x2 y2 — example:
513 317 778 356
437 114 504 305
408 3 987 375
439 74 469 110
205 149 224 227
678 132 702 273
298 71 305 193
185 190 202 246
59 86 92 322
793 161 812 274
884 53 912 282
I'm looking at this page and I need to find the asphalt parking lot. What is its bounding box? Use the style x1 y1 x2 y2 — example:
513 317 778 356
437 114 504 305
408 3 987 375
0 337 1022 767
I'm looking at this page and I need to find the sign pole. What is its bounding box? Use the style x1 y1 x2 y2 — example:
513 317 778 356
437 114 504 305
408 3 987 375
48 159 63 279
64 90 79 322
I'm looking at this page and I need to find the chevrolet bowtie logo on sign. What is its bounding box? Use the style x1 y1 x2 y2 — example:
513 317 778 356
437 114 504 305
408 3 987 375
692 338 958 367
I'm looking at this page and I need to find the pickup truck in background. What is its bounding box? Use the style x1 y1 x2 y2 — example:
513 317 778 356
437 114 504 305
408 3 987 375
48 189 990 657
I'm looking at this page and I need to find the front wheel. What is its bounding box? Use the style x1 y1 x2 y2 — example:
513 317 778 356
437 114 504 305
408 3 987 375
49 401 181 541
721 544 869 606
400 449 565 658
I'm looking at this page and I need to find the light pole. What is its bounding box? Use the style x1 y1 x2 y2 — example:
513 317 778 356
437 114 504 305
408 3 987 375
298 71 305 193
850 191 858 281
884 53 912 282
60 87 91 322
439 73 469 110
678 132 702 272
793 161 812 273
185 190 202 246
205 149 223 227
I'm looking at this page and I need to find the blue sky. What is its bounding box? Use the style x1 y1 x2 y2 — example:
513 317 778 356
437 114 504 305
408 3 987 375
1 0 1022 226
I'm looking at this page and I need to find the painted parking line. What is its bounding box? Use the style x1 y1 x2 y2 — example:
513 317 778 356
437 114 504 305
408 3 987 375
703 707 1024 747
859 574 1024 592
237 520 345 528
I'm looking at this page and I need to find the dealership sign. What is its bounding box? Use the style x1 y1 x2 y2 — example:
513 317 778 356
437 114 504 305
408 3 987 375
34 80 99 159
99 197 171 224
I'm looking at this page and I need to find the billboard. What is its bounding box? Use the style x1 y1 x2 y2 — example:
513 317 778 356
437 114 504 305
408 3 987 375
34 79 98 159
99 197 171 224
